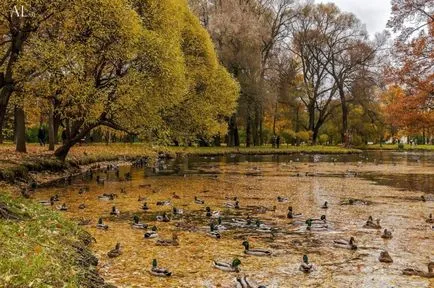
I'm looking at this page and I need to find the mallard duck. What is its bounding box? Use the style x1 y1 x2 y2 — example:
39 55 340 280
242 241 271 256
98 193 116 201
213 258 241 272
39 196 55 206
96 175 105 185
156 212 170 222
287 206 302 219
254 220 272 232
172 207 184 215
236 275 265 288
232 216 252 227
78 203 86 209
311 215 327 224
206 207 220 218
225 200 240 209
149 259 171 277
58 203 68 211
156 200 171 206
110 206 120 216
334 237 357 250
363 216 381 229
156 233 179 246
132 215 148 229
305 219 328 231
107 243 122 258
144 226 158 238
381 229 392 239
426 213 433 223
172 192 181 199
96 218 108 230
138 196 146 201
207 223 222 239
299 255 314 273
142 202 149 211
403 262 434 278
78 218 91 226
194 196 205 204
277 196 288 203
214 217 227 230
321 201 328 209
378 251 393 263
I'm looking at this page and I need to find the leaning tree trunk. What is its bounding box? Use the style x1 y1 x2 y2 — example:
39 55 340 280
15 106 26 153
48 103 55 151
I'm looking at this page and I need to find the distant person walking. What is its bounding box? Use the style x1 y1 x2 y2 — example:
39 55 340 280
38 126 46 146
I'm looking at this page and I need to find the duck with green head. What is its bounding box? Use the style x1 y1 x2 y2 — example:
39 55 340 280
213 258 241 272
96 217 108 230
305 219 328 231
150 259 172 277
144 226 158 238
132 215 148 229
299 255 314 273
207 223 221 239
242 241 271 256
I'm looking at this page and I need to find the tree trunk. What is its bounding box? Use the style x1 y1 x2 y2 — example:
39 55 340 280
15 106 26 153
53 114 61 144
54 141 73 161
227 113 239 147
339 86 349 147
0 85 14 144
48 103 55 151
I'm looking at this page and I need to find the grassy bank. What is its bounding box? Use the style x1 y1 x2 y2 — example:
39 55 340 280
359 144 434 151
0 191 111 288
0 143 360 184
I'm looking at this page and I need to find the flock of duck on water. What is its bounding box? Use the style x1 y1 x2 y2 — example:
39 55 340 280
37 162 434 286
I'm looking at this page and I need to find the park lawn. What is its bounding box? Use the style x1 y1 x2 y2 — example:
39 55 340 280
0 192 97 288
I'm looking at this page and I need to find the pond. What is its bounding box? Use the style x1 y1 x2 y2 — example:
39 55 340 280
33 151 434 287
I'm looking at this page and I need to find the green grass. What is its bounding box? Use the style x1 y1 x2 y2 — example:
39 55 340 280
0 192 93 288
360 144 434 151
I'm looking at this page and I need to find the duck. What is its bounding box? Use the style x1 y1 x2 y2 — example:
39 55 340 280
98 193 116 201
52 194 60 202
138 196 146 201
172 192 181 199
242 241 271 256
381 229 393 239
236 276 265 288
156 200 171 206
39 196 55 206
58 203 68 211
206 207 220 218
321 201 328 209
426 213 433 223
305 219 328 231
215 217 227 231
287 206 302 219
311 215 327 224
232 216 253 227
107 243 122 258
78 203 86 209
149 259 171 277
225 200 240 209
142 202 149 211
110 206 120 216
403 262 434 278
156 212 170 222
378 251 393 263
77 218 91 226
194 196 205 204
213 258 241 272
207 223 222 239
172 207 184 215
254 220 272 232
96 218 108 230
333 237 357 250
156 233 179 246
299 255 314 273
132 215 148 229
96 175 105 185
144 226 158 238
363 216 381 229
277 196 288 203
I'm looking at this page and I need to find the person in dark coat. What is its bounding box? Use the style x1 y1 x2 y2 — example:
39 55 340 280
38 127 46 146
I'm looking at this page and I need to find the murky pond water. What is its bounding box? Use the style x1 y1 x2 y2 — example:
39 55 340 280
34 151 434 287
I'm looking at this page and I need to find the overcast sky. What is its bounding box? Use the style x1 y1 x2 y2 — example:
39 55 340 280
319 0 392 36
